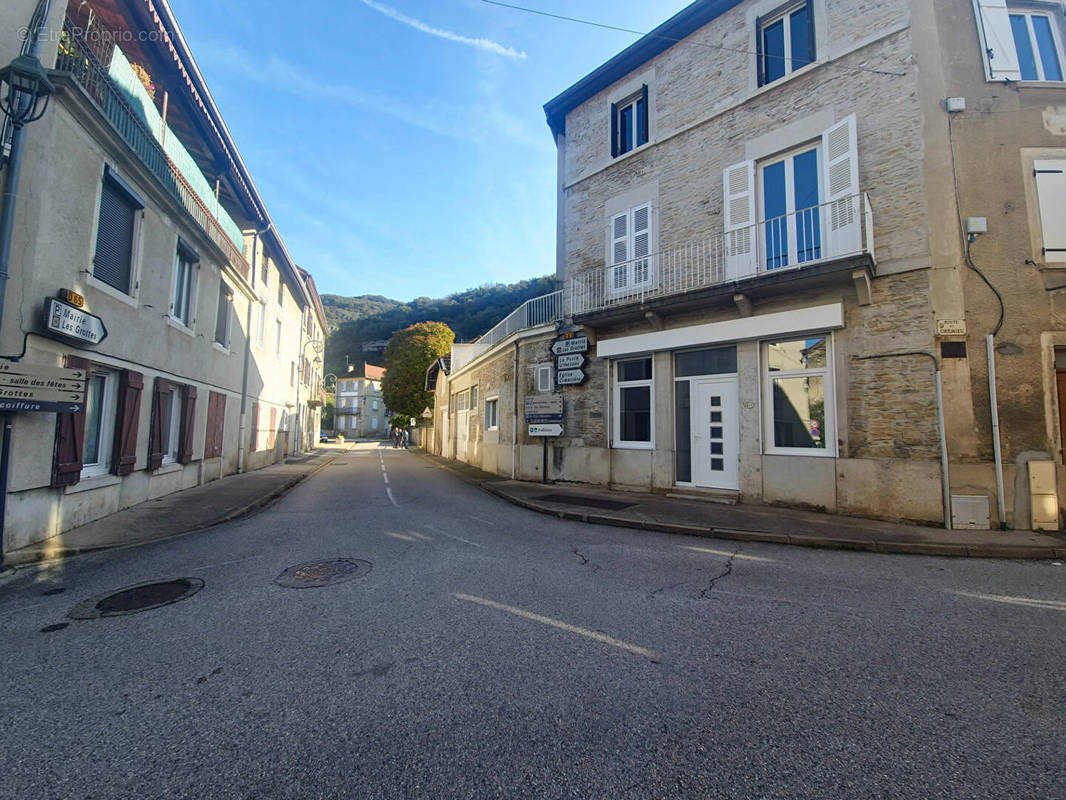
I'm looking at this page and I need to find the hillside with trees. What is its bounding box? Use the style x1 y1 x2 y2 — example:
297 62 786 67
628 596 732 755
322 276 556 377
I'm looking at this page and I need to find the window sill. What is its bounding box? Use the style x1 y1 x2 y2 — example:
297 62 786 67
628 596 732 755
612 442 655 450
66 472 122 495
610 141 653 165
753 60 820 99
86 274 138 308
763 448 836 457
1009 80 1066 92
166 316 196 337
153 461 184 476
212 341 231 354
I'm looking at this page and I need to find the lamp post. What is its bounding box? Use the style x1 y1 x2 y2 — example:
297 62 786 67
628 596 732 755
293 338 323 455
0 8 56 568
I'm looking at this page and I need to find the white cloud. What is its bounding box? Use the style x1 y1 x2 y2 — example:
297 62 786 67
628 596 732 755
358 0 527 60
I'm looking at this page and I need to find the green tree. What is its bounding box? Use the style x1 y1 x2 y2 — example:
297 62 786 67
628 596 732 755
382 321 454 417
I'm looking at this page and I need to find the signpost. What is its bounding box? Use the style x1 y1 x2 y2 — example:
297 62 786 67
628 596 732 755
525 394 563 483
44 297 108 345
528 423 563 437
0 362 87 414
551 336 588 356
555 369 586 386
555 353 585 370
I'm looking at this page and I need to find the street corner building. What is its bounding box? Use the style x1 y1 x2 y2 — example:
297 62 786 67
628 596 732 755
0 0 327 556
334 363 387 439
425 0 1066 532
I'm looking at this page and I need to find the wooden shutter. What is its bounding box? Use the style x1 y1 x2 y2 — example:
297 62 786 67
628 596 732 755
178 384 197 464
975 0 1022 81
111 369 142 476
204 391 226 458
632 204 652 285
1034 160 1066 262
148 378 169 470
93 178 136 293
723 160 756 279
610 211 629 290
822 114 860 257
805 0 816 61
755 14 766 87
269 407 277 449
610 101 619 157
51 356 90 488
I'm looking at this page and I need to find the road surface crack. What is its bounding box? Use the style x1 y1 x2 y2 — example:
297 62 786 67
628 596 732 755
648 581 688 600
571 547 600 573
698 547 740 598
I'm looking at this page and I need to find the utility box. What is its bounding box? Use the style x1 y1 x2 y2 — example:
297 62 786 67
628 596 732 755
951 495 990 530
1028 461 1060 530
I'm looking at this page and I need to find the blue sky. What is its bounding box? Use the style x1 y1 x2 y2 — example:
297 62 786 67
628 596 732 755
166 0 691 301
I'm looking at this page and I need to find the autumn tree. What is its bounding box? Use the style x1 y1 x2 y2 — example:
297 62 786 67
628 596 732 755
381 321 454 418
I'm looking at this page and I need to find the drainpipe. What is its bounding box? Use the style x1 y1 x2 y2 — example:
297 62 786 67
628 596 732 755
238 223 271 472
986 334 1007 529
855 352 952 530
512 339 519 479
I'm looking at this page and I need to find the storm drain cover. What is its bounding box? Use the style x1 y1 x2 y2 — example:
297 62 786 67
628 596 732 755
68 578 204 620
534 493 637 511
275 559 371 589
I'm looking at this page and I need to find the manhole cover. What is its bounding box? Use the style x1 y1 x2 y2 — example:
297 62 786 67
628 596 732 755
68 578 204 620
533 493 638 511
275 559 371 589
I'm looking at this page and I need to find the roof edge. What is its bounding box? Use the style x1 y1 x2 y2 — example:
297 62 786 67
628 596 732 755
542 0 744 138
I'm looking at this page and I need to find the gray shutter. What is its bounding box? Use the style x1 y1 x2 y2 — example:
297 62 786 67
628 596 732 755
975 0 1022 81
93 179 135 293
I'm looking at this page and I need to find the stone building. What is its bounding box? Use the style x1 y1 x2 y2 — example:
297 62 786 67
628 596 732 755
0 0 326 556
334 363 387 439
428 0 1066 531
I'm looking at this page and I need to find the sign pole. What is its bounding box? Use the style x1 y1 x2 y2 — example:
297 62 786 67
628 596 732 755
542 437 548 484
0 413 12 569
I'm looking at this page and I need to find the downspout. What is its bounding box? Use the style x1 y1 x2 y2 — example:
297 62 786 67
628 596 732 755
238 223 270 472
987 335 1007 529
855 352 952 530
512 339 519 479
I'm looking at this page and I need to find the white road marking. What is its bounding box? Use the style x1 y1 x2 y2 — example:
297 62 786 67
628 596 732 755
682 545 775 563
453 593 656 659
386 488 399 507
383 473 389 485
386 532 418 542
187 554 266 571
952 591 1066 612
470 516 494 526
425 524 483 548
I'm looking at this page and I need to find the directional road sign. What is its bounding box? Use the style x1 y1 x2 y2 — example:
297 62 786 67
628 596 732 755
44 298 108 345
551 337 588 356
528 424 563 437
555 369 587 386
555 353 586 370
0 362 88 413
0 362 86 381
0 399 83 414
525 413 563 424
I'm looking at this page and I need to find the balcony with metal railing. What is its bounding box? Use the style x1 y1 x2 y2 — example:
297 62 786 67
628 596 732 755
452 290 563 370
567 193 875 320
52 19 251 281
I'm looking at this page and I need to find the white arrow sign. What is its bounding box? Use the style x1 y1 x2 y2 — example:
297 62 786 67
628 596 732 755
556 353 585 370
551 337 588 356
555 369 586 386
529 423 563 437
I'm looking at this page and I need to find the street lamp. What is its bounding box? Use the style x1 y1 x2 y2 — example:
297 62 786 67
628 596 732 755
0 53 54 127
294 338 323 455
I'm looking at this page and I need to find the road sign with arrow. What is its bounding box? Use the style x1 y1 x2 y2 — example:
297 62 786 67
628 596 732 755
0 362 87 414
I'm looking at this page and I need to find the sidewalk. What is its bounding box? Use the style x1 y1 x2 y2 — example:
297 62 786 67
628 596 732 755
419 452 1066 559
3 444 354 567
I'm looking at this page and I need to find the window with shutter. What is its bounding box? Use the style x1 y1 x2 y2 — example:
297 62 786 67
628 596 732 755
51 356 91 487
178 385 197 464
204 391 226 459
608 204 654 292
723 161 756 279
82 369 118 478
215 283 232 346
1034 159 1066 262
110 370 143 476
974 1 1066 82
756 0 815 87
171 241 198 327
93 170 142 294
610 84 650 157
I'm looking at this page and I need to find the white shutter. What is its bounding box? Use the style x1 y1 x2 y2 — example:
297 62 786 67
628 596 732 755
723 160 756 279
974 0 1022 81
821 114 861 257
1035 160 1066 263
632 204 651 285
610 211 629 290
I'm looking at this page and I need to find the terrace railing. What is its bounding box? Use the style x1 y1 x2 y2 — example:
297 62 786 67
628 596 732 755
466 290 563 362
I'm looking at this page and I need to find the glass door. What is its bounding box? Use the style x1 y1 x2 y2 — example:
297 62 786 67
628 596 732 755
760 145 821 270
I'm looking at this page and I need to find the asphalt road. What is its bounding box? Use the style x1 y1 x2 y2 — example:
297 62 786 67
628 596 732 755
1 442 1064 799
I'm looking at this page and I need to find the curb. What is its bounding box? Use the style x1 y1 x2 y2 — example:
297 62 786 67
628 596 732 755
452 460 1066 560
3 449 347 568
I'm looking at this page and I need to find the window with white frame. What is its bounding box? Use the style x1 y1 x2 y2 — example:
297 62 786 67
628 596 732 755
485 397 499 430
256 302 266 347
609 203 653 292
613 357 653 447
763 334 834 454
171 239 198 327
1033 159 1066 262
975 1 1066 82
275 319 283 359
372 399 379 411
610 84 648 157
757 0 815 86
537 365 553 393
82 369 118 477
160 384 182 465
214 282 232 346
93 166 144 294
470 385 478 409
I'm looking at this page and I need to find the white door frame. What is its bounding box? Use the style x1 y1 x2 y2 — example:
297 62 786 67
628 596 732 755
690 375 739 490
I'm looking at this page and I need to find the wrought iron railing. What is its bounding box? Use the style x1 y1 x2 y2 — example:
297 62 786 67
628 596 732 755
54 20 251 281
567 193 874 315
466 289 562 361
